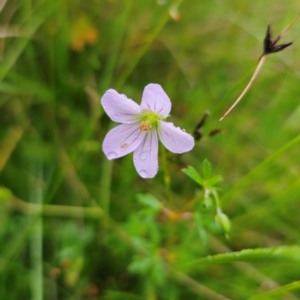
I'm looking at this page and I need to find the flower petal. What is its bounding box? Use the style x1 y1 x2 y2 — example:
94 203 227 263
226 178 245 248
158 121 194 153
101 89 141 124
103 123 146 159
133 130 159 178
140 84 171 118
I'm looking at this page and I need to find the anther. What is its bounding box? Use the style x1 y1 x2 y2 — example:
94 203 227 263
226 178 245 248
139 121 152 132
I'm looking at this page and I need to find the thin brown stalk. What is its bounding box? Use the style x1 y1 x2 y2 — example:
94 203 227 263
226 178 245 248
220 14 299 121
220 55 266 121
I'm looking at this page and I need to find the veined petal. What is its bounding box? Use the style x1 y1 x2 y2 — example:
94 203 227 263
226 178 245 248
140 84 171 118
101 89 141 124
158 121 194 153
133 130 158 178
103 123 146 159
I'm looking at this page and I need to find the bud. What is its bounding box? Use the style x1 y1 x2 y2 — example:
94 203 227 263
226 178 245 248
203 196 212 208
215 210 231 234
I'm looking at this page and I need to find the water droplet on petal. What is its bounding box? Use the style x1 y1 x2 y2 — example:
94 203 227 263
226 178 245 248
139 169 148 178
139 151 148 160
107 151 117 159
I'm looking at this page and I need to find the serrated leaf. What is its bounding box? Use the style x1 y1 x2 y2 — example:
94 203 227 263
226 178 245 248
202 159 212 179
182 245 300 271
182 166 203 186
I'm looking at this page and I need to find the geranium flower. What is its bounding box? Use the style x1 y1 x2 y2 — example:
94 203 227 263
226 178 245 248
101 84 194 178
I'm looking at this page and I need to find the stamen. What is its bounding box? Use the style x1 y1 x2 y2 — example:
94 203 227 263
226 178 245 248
139 121 153 132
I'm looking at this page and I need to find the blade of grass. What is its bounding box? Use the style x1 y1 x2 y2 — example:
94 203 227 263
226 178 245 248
167 265 232 300
249 280 300 300
222 133 300 202
30 164 43 300
0 126 24 172
181 245 300 271
115 0 183 91
0 0 61 81
209 236 299 300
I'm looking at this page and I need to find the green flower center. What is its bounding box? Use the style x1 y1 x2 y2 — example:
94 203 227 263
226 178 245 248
139 111 162 132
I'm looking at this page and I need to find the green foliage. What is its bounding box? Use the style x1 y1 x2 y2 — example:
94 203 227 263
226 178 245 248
1 0 300 299
182 166 204 186
182 163 222 191
202 159 212 179
183 160 230 238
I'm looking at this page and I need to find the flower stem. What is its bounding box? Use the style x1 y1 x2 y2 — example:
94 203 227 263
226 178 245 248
160 146 176 245
211 189 221 210
160 145 171 204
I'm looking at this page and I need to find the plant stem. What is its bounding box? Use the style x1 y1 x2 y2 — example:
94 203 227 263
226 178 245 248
220 55 267 120
12 197 104 219
160 145 171 204
30 169 43 300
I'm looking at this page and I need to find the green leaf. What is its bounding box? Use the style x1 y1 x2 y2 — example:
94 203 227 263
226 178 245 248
208 175 223 186
202 159 212 179
182 166 203 186
136 194 162 211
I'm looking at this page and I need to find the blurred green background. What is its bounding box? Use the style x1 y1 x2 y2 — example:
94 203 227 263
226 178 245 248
1 0 300 299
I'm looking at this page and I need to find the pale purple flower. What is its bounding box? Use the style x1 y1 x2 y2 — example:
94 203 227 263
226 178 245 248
101 84 194 178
